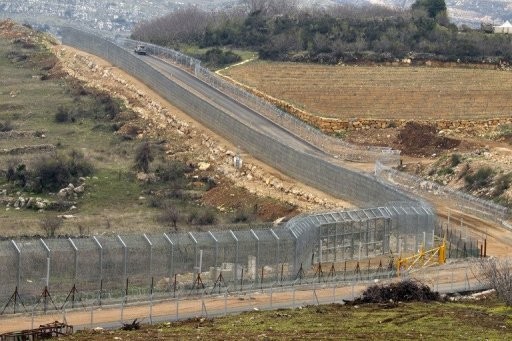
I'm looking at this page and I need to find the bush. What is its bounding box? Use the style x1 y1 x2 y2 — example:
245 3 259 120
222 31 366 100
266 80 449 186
39 215 63 238
465 167 495 191
231 208 253 223
31 151 94 192
54 107 71 123
187 209 217 225
199 48 242 68
154 160 189 184
134 142 153 173
437 167 454 176
492 173 512 197
478 258 512 305
67 149 94 178
0 120 14 132
158 204 181 230
450 153 462 167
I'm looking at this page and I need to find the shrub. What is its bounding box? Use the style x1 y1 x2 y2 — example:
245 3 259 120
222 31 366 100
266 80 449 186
39 215 63 238
32 151 94 192
197 210 217 225
231 208 253 223
450 153 462 167
67 149 94 178
33 156 71 192
0 120 14 132
492 173 512 197
54 107 70 123
437 167 454 176
154 160 189 183
134 141 153 173
158 204 181 229
187 209 217 225
478 258 512 306
465 167 495 191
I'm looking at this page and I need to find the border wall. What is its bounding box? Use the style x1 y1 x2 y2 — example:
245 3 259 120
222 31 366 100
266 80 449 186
0 204 437 310
61 27 414 208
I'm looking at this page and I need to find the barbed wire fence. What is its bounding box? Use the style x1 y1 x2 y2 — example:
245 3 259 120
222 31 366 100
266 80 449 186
375 160 511 226
119 38 401 165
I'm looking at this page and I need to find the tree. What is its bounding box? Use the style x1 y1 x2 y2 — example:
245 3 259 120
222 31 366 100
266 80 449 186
134 141 153 173
477 258 512 305
412 0 447 20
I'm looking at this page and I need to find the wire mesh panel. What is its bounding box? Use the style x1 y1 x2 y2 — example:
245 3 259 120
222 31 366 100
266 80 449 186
73 237 101 293
95 236 124 292
17 240 47 301
121 235 151 286
45 239 75 294
0 241 18 303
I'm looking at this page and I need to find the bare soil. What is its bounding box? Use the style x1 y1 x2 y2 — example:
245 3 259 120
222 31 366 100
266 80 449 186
221 61 512 120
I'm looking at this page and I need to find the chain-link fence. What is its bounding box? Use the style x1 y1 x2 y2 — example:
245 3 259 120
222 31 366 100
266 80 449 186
119 38 401 165
0 204 438 314
60 27 415 208
375 160 511 224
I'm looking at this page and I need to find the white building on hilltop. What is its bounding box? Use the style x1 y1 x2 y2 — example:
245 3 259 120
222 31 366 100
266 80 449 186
494 21 512 34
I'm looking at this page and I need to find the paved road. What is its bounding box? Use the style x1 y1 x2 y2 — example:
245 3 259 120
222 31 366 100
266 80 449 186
142 54 327 158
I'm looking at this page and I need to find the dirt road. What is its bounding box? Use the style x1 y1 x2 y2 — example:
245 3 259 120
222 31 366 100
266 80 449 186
0 260 481 333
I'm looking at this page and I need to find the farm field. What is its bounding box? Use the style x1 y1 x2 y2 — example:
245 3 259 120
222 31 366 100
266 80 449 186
221 61 512 120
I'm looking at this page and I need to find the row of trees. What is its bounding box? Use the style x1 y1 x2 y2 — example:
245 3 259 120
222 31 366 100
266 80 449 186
132 0 512 64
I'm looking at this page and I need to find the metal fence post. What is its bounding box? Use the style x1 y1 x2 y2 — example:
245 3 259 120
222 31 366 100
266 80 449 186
143 234 153 280
230 230 239 281
92 236 103 283
164 233 175 280
11 240 21 290
270 229 280 283
208 231 218 268
68 237 78 283
40 239 51 289
117 235 127 283
251 230 260 282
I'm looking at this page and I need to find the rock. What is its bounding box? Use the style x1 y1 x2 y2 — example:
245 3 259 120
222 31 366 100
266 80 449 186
73 185 85 193
57 188 68 199
67 183 75 190
198 162 211 171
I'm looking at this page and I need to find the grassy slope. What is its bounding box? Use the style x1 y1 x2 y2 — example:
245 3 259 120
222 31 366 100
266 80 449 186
0 36 170 236
71 300 512 340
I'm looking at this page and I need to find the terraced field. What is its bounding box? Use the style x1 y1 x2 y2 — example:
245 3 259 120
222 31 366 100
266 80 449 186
222 61 512 120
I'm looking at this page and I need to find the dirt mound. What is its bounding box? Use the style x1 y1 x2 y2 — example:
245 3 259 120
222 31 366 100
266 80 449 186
348 280 440 304
202 182 298 221
397 122 460 157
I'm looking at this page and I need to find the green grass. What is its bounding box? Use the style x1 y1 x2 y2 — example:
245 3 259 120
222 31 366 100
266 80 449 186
72 299 512 340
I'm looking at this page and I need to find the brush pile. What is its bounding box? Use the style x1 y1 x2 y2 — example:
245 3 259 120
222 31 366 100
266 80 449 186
348 280 440 305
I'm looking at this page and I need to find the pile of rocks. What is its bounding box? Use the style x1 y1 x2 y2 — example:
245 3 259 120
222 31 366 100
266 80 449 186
57 182 85 200
6 196 51 210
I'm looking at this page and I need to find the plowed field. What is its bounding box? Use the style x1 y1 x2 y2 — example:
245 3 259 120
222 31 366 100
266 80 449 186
222 61 512 120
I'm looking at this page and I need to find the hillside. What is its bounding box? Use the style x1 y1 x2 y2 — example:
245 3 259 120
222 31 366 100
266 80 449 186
0 19 354 237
